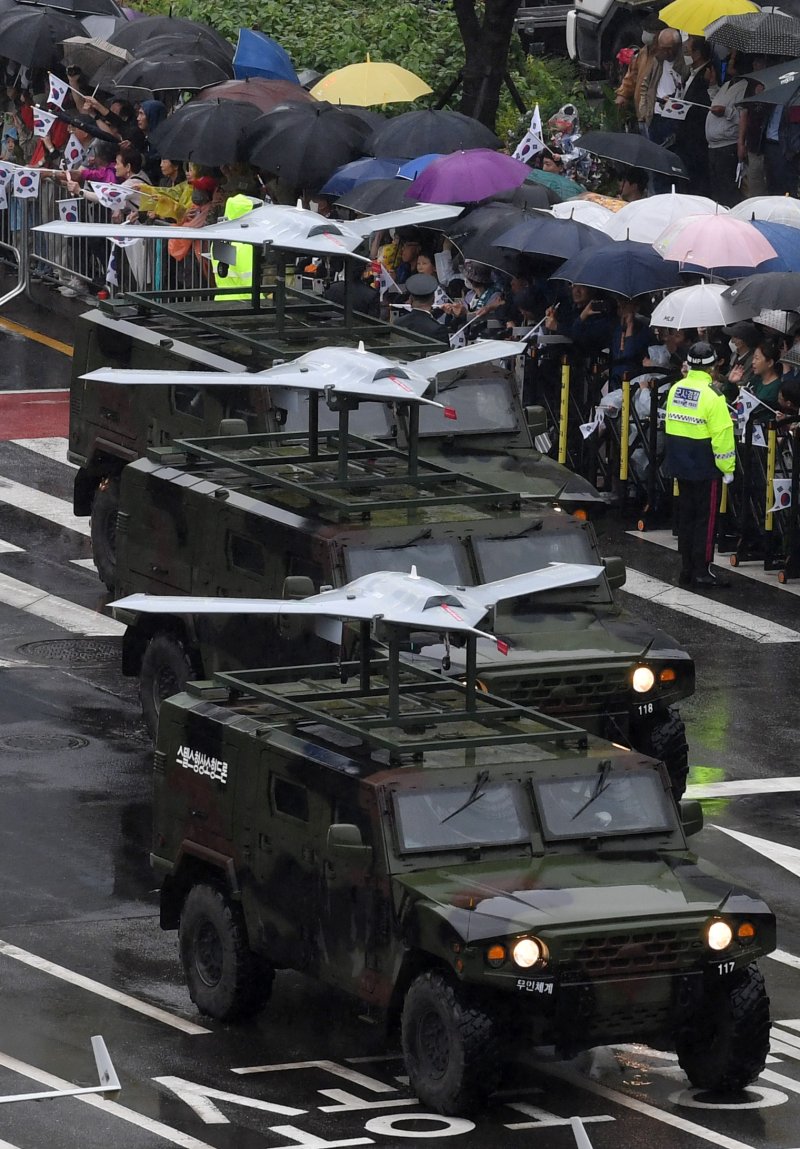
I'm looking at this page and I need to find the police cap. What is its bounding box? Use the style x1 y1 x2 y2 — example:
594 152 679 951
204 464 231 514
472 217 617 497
405 272 438 298
686 341 716 367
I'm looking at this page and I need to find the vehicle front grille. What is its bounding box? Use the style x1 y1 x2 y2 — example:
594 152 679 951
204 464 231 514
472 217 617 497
558 927 704 980
486 668 630 714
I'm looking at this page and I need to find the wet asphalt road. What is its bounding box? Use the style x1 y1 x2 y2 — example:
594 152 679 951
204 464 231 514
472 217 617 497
1 298 800 1148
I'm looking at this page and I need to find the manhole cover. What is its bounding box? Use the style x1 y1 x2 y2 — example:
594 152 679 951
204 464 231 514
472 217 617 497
18 638 120 666
0 733 89 752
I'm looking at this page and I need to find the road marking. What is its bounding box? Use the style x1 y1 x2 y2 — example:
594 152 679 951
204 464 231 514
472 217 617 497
71 557 97 571
0 571 124 636
0 941 210 1034
628 528 800 599
0 540 23 554
0 316 72 355
0 391 69 441
0 1049 216 1148
11 436 75 467
538 1062 771 1149
769 951 800 972
761 1068 800 1096
714 826 800 879
623 568 800 643
0 475 89 535
687 777 800 798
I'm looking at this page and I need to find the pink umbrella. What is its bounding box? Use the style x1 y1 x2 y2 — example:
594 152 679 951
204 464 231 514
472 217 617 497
406 148 530 205
653 214 777 270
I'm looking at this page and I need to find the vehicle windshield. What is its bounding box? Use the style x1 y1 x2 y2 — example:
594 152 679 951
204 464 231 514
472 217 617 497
393 782 530 852
534 770 675 841
416 377 518 437
345 541 469 584
276 388 395 439
472 529 609 605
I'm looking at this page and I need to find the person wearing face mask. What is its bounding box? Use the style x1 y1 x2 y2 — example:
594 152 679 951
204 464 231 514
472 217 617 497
615 16 667 132
638 28 689 146
673 36 713 197
717 321 759 401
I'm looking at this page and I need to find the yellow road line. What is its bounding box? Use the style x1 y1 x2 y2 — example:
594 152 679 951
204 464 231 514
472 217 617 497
0 316 73 356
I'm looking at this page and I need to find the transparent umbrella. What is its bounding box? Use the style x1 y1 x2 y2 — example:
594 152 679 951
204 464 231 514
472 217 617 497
651 282 753 329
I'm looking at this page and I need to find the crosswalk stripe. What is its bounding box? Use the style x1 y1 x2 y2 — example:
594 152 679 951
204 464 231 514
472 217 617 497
0 571 123 636
0 476 90 537
623 568 800 643
0 540 23 554
10 437 75 468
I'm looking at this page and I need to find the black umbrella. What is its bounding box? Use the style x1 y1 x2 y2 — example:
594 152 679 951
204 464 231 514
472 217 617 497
339 177 419 214
337 105 385 135
276 100 373 141
37 0 122 14
494 213 613 262
741 59 800 106
149 99 260 166
723 271 800 312
0 6 85 69
109 53 232 94
445 203 533 272
367 109 500 159
109 15 233 58
131 32 234 70
551 239 683 297
705 11 800 56
487 182 555 209
243 104 366 189
576 129 688 180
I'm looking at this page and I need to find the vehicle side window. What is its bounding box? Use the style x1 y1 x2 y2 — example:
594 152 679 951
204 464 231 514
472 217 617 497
229 532 265 576
272 776 309 822
172 386 205 419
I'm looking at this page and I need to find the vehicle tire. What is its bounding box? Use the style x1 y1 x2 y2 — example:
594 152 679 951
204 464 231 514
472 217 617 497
630 707 689 802
140 631 195 739
179 883 273 1021
675 964 771 1092
401 970 499 1115
90 477 120 591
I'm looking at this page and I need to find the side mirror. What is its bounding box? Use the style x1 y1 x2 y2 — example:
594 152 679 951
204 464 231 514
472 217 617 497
602 555 626 590
679 799 704 838
525 405 547 437
327 823 373 863
218 418 248 437
282 575 315 601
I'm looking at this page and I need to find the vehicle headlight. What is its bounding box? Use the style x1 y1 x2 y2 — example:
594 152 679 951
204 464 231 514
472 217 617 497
632 665 656 694
512 937 543 969
707 920 734 951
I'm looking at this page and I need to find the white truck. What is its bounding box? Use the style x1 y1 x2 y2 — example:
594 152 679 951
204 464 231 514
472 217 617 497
566 0 656 76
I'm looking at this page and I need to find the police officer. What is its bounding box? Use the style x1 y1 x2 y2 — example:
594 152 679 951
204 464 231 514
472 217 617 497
665 341 735 589
393 273 449 344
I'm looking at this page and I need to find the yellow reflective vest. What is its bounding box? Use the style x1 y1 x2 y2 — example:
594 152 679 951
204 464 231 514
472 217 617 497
664 369 735 480
212 194 257 301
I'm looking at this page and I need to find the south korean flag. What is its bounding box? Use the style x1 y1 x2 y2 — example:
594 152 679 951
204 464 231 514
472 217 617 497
33 107 58 139
63 134 85 166
13 169 40 198
48 73 70 109
769 477 793 512
512 105 545 162
58 197 80 223
88 181 128 210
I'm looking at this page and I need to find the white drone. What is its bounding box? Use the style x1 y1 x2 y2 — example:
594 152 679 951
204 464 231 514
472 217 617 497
82 338 528 416
111 563 604 651
35 201 464 258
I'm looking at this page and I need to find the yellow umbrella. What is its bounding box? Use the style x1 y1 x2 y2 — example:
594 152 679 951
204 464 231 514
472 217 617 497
660 0 758 35
310 56 432 107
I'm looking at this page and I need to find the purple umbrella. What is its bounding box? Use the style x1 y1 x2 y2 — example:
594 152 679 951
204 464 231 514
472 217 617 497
406 149 531 205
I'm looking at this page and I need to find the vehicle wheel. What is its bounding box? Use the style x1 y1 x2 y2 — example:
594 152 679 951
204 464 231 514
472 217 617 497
179 883 273 1021
140 631 195 739
630 707 689 802
90 477 120 591
675 964 770 1092
401 970 499 1115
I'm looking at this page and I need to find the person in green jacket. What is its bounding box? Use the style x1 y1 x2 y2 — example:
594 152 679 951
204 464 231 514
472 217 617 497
665 342 736 589
748 335 783 415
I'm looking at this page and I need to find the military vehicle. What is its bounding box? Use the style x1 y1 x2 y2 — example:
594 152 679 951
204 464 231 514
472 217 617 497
139 573 774 1116
107 363 693 798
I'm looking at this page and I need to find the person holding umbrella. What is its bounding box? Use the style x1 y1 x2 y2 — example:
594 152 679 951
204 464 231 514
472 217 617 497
665 341 735 589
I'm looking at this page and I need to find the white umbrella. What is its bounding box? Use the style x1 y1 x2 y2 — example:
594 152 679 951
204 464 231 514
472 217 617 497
549 200 612 230
730 196 800 228
605 192 725 243
650 282 752 329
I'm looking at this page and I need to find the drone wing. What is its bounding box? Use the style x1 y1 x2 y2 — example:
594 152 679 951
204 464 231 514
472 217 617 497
346 202 463 236
404 338 530 379
469 563 606 610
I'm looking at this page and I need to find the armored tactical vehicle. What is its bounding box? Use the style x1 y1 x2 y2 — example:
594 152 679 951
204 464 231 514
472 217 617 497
148 601 774 1116
111 384 693 798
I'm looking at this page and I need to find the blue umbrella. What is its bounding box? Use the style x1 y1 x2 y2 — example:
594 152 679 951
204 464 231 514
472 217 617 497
751 221 800 273
233 28 298 83
397 153 443 180
320 155 404 197
551 239 683 297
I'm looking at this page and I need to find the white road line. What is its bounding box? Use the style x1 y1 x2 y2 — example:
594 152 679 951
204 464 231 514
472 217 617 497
0 1049 217 1148
772 1026 800 1051
623 568 800 643
539 1063 768 1149
10 437 75 468
0 941 210 1035
0 476 89 536
0 540 23 554
70 557 97 572
687 777 800 798
714 826 800 879
771 1038 800 1061
628 529 800 599
0 571 124 636
769 951 800 973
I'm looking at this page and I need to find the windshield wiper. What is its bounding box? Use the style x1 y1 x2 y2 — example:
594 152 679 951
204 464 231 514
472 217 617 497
440 769 490 824
495 522 544 540
380 529 433 550
571 760 612 821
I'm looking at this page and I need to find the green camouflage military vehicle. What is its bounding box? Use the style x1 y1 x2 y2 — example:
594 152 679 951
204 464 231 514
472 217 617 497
68 300 603 588
112 420 693 798
151 650 774 1115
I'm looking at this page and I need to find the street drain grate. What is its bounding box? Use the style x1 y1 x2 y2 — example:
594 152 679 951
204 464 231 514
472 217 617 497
0 733 89 752
17 638 120 666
